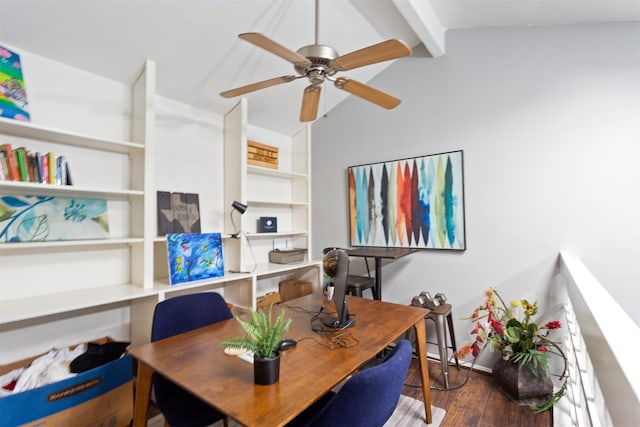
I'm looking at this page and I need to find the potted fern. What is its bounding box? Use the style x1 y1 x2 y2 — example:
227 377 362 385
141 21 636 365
221 304 291 385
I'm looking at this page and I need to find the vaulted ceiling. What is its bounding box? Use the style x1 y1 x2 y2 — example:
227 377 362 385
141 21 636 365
1 0 638 135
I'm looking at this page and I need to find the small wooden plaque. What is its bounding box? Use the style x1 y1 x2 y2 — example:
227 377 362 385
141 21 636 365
248 140 279 169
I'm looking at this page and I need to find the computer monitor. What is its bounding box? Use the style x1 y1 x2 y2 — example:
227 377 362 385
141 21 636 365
323 249 355 329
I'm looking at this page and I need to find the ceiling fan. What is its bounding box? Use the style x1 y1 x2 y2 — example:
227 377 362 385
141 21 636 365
220 0 412 122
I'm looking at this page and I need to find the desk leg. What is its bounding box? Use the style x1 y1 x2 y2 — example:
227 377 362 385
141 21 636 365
133 361 153 427
414 318 433 424
374 258 382 300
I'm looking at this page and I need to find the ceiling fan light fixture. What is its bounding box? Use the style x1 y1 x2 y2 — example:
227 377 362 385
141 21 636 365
220 1 412 122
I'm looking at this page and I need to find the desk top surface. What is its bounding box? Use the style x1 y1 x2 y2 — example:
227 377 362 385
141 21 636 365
345 247 419 259
129 294 428 427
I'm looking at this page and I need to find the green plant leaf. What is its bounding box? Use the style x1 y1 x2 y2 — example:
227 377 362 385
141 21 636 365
504 326 520 343
221 304 292 359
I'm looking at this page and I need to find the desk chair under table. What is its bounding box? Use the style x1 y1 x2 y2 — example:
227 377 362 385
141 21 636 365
151 292 231 427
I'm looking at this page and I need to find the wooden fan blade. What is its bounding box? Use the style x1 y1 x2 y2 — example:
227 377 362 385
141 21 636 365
300 85 321 122
220 75 297 98
329 39 412 72
335 77 401 109
239 33 312 67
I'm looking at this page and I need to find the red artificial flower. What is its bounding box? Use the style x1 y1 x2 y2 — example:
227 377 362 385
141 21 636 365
538 344 547 352
545 320 561 330
490 318 504 336
472 341 482 357
471 322 483 335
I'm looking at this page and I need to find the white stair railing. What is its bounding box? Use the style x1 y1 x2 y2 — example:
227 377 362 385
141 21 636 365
554 251 639 426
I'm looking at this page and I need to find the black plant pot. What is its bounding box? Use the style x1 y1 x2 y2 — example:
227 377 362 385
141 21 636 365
254 352 280 385
493 357 553 405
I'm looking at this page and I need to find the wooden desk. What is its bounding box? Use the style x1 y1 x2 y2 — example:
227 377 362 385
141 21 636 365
346 247 419 300
129 294 432 426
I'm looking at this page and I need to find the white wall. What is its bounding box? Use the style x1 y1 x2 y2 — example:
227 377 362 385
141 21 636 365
310 23 640 366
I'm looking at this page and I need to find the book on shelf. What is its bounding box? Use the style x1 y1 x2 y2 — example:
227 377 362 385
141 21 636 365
0 144 19 181
14 147 28 181
39 152 48 184
62 157 72 185
55 155 71 185
0 152 6 180
47 152 56 184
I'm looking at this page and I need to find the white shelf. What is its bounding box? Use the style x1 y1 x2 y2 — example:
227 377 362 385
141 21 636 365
0 284 156 325
250 260 320 277
0 116 144 154
0 260 322 325
247 200 309 208
247 165 307 180
0 180 144 200
150 271 250 291
0 238 144 251
245 231 308 238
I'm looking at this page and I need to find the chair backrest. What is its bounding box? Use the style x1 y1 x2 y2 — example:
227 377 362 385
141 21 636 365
309 339 413 427
150 292 232 426
151 292 233 342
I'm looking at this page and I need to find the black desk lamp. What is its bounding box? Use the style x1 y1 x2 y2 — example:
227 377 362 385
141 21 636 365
230 201 247 239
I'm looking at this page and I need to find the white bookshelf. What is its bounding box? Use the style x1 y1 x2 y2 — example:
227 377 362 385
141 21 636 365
0 70 320 357
0 60 156 330
222 99 317 308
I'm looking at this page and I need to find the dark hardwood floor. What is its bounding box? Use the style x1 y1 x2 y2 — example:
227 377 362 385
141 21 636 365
402 358 552 427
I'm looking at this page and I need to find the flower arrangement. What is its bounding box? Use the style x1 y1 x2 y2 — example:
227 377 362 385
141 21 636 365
457 287 567 412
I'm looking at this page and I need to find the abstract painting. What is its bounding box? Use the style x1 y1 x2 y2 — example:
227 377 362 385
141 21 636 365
167 233 225 285
348 150 465 250
0 195 109 242
0 45 30 121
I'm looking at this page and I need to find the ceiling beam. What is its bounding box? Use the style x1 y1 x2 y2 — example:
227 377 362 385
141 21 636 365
392 0 446 57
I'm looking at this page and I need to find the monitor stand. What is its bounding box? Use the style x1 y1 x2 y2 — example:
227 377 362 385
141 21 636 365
323 302 355 329
323 316 355 329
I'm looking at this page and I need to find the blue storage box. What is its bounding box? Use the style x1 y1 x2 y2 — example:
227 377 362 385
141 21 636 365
0 347 133 426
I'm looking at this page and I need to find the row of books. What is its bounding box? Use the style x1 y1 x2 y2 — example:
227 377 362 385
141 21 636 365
0 143 72 185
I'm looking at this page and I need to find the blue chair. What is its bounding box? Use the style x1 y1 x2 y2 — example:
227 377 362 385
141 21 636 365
151 292 232 427
288 339 413 427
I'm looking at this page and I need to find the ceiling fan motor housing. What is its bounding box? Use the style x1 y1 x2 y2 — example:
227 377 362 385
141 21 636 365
295 44 339 83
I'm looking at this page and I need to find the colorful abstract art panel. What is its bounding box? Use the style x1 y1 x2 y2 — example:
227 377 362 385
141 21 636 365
167 233 225 285
348 150 465 250
0 195 109 242
0 45 30 121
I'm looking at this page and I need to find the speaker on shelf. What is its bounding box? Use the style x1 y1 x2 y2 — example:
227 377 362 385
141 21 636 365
258 217 277 233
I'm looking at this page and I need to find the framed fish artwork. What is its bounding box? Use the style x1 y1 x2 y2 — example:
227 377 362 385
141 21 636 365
166 232 225 285
348 150 465 250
